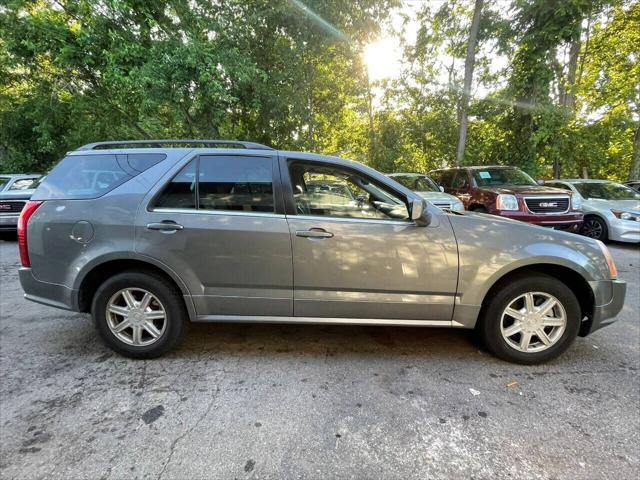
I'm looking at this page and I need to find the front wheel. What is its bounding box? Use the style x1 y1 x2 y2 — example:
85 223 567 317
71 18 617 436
92 271 188 359
478 274 581 364
581 216 608 241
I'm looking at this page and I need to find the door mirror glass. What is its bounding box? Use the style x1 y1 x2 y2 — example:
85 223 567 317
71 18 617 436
439 185 444 192
537 179 545 185
410 199 431 226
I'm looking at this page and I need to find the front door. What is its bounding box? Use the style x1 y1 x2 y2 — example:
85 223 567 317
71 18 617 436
136 153 292 318
282 158 458 321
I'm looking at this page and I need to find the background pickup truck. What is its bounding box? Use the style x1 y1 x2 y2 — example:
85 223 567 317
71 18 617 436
431 166 584 231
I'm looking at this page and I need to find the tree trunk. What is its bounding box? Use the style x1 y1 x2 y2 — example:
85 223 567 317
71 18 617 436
629 125 640 180
365 70 376 165
455 0 483 166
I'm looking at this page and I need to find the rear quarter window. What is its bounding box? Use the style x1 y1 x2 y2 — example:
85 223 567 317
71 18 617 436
36 154 131 200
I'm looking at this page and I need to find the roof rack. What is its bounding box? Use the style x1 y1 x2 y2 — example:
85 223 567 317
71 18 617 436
76 139 274 151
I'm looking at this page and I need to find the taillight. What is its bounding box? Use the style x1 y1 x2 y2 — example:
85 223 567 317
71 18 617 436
18 200 43 267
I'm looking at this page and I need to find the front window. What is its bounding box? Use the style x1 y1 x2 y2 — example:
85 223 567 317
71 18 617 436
392 175 440 192
573 182 640 200
288 162 409 220
0 177 10 189
472 168 537 187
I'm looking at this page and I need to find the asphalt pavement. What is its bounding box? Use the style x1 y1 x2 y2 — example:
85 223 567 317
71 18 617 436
0 236 638 479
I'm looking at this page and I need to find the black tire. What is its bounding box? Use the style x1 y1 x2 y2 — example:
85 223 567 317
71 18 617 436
92 271 188 359
580 215 608 242
470 205 488 213
478 273 581 365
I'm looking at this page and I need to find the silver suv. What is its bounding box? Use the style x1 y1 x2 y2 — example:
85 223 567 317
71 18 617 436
18 140 626 363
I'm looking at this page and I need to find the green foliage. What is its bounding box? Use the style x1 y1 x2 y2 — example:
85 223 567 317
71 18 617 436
0 0 637 181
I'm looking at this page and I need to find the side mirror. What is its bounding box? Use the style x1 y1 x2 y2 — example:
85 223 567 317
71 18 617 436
410 199 431 227
537 179 545 185
439 186 445 192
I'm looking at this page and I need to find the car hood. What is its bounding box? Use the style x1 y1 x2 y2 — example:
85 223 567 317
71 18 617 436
0 189 36 201
416 191 461 203
584 198 640 213
479 185 570 195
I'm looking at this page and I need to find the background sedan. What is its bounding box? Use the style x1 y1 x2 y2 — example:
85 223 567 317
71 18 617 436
546 179 640 243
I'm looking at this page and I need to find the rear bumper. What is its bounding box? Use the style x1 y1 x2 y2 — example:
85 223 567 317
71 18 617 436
581 279 627 336
490 210 583 230
19 268 78 311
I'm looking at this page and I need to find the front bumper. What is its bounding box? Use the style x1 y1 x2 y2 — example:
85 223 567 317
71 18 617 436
609 219 640 243
0 214 19 230
491 210 583 230
581 279 627 336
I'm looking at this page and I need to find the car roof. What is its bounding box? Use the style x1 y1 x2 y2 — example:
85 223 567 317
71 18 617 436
387 173 430 177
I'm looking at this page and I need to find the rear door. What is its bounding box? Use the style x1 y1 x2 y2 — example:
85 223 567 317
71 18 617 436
136 153 293 318
281 156 458 321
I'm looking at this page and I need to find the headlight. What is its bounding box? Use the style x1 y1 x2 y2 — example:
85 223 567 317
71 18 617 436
571 194 582 210
596 240 618 279
452 200 465 212
611 209 640 221
495 194 519 211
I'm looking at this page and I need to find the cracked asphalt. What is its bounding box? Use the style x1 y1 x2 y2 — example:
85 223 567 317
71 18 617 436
0 237 638 479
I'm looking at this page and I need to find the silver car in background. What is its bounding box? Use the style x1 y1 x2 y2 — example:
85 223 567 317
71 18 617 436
0 174 41 231
387 173 464 212
546 179 640 243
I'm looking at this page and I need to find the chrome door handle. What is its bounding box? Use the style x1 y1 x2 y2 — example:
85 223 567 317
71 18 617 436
295 228 334 239
146 222 184 231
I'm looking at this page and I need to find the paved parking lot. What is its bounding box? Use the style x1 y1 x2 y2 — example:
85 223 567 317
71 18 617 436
0 237 638 479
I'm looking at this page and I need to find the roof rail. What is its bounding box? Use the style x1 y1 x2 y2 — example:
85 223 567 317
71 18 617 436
75 139 274 151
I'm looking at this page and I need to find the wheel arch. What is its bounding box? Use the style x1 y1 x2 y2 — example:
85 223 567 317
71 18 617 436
476 263 595 336
74 255 195 320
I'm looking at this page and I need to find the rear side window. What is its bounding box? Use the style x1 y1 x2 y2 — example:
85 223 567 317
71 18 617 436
439 170 455 187
35 154 131 200
154 155 274 213
155 160 197 209
198 156 273 212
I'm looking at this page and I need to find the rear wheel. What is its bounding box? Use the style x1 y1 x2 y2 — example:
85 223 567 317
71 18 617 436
580 216 608 241
92 271 187 359
478 274 581 364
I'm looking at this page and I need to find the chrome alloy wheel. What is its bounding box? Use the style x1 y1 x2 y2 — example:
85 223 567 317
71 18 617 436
500 292 567 353
106 288 167 346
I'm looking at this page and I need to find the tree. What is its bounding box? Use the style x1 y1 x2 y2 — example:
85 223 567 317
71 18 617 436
455 0 483 165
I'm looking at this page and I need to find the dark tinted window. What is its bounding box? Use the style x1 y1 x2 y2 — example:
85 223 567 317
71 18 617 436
35 155 131 200
452 171 469 189
127 153 167 172
155 159 197 209
198 156 273 212
439 170 456 187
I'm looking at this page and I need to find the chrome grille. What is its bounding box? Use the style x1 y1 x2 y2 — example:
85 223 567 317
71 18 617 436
432 201 452 210
524 197 570 214
0 200 26 214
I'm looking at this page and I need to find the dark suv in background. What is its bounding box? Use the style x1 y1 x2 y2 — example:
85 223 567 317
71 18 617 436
431 166 584 231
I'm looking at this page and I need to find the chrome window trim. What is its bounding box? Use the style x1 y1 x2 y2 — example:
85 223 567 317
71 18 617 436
288 214 412 226
152 207 286 219
523 195 570 215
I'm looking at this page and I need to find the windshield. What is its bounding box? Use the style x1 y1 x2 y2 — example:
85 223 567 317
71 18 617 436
472 168 537 187
392 175 440 192
0 177 10 189
573 182 640 200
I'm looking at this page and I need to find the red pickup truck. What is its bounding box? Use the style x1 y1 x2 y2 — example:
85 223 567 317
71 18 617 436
430 166 583 231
